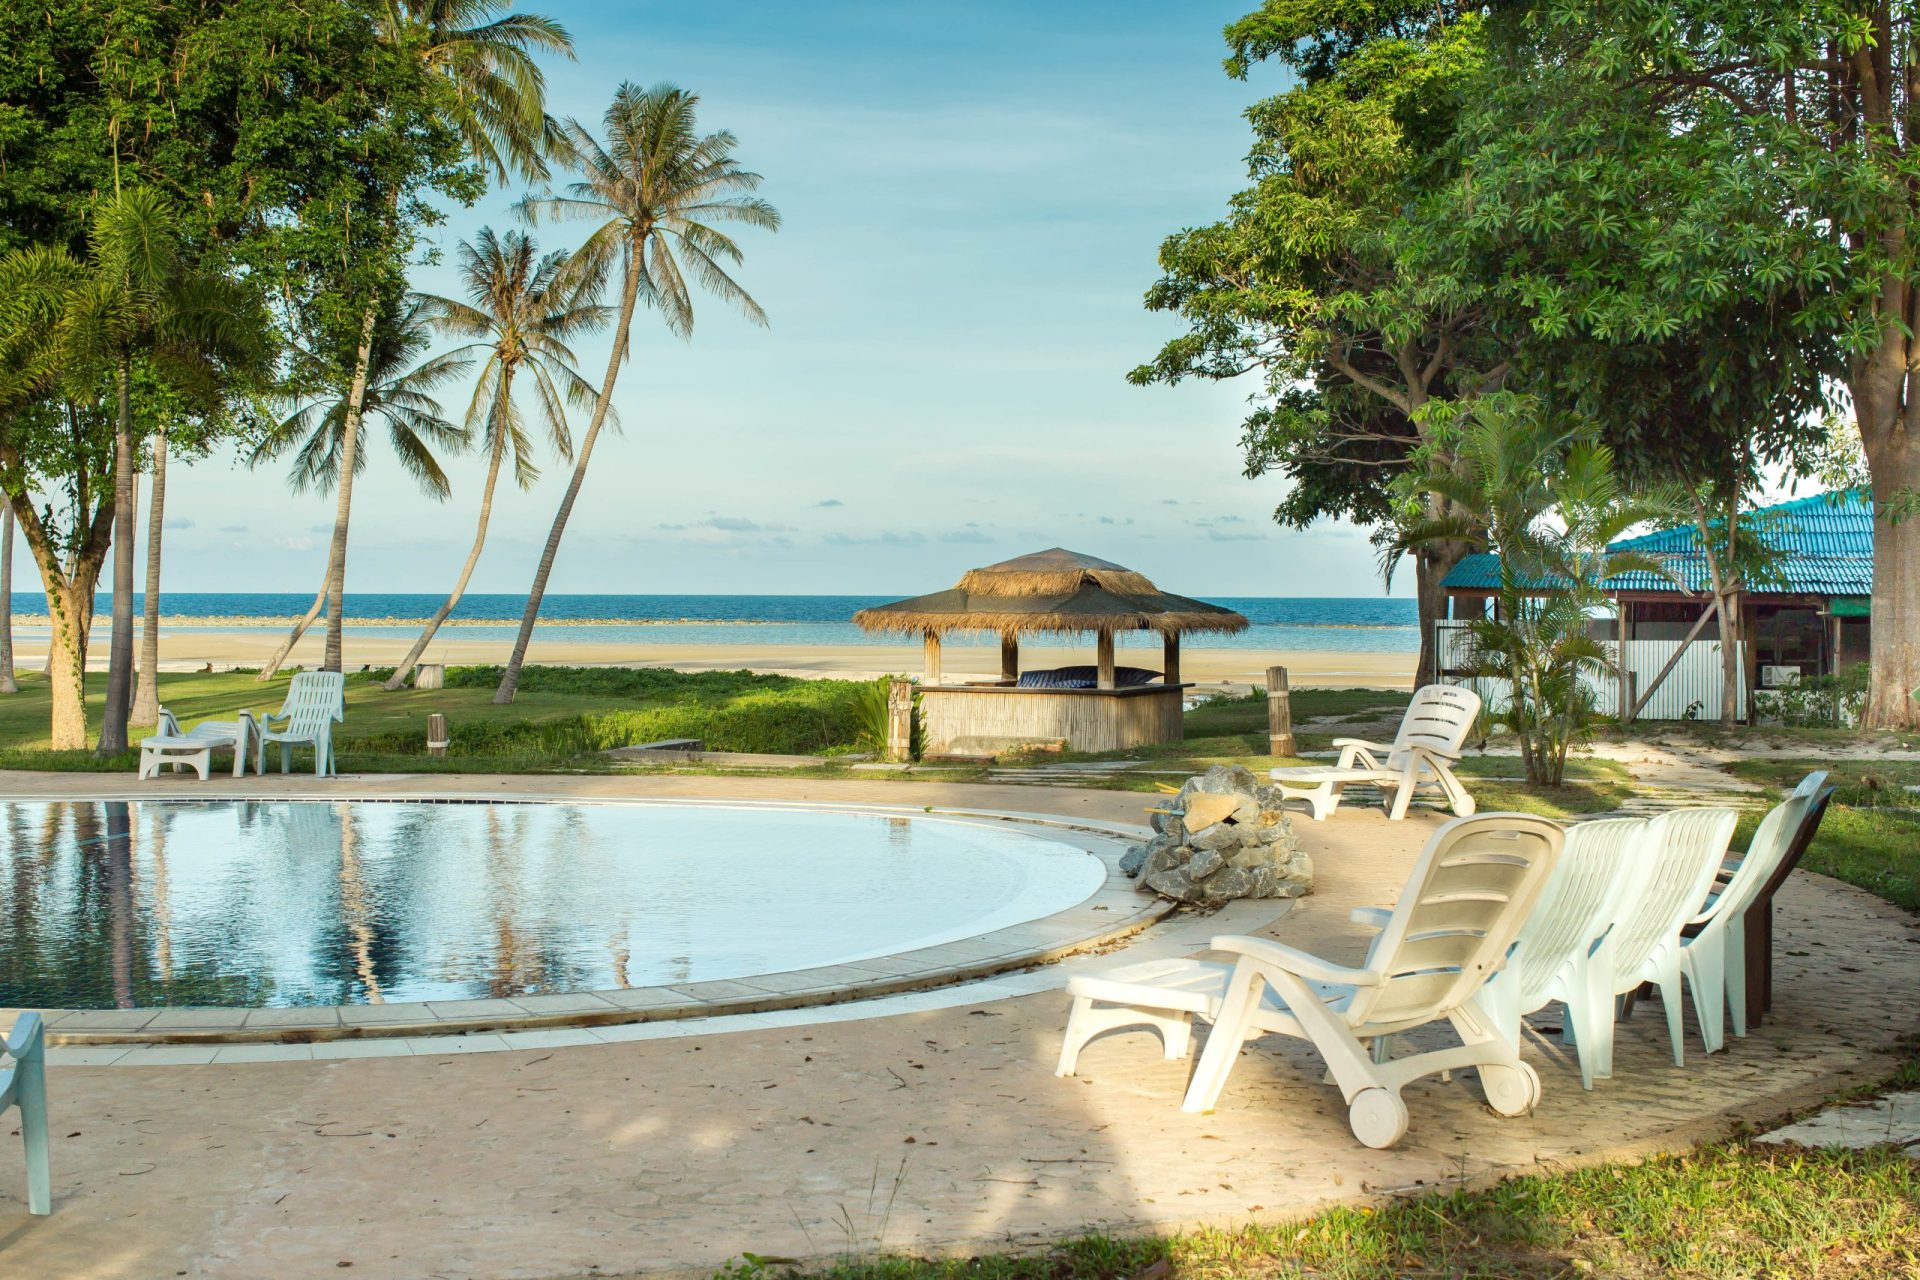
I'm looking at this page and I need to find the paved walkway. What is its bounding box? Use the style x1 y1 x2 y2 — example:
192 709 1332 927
0 775 1915 1280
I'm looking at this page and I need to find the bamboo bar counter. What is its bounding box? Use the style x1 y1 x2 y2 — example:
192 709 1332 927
853 549 1249 758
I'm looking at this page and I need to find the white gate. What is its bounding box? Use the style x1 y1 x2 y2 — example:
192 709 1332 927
1435 621 1745 722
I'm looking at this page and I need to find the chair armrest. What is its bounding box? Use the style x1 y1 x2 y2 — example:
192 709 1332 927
1348 906 1392 932
4 1012 43 1060
1403 742 1464 768
1330 739 1388 770
1208 934 1379 986
1330 738 1391 752
156 707 182 736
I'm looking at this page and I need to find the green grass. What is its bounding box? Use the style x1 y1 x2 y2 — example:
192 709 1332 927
0 666 880 772
717 1140 1920 1279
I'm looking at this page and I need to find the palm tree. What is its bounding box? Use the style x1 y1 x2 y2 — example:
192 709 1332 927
0 502 16 695
493 83 780 703
252 298 472 676
275 0 573 677
382 229 606 690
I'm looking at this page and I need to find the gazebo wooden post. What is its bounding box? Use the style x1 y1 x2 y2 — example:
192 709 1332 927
1162 632 1181 685
1095 628 1116 690
923 629 943 686
1000 632 1019 683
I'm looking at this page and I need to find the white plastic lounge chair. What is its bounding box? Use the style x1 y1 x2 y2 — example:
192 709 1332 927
1678 773 1826 1053
1058 813 1563 1148
1 1013 50 1216
1563 807 1737 1080
1270 684 1482 820
255 671 346 777
138 708 257 780
1476 817 1648 1088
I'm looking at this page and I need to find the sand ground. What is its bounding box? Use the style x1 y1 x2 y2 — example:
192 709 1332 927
5 630 1416 690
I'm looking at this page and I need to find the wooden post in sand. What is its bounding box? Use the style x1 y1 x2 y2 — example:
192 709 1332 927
1267 666 1295 757
886 678 914 763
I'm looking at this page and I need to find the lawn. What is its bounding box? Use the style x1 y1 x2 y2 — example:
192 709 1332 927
0 666 884 772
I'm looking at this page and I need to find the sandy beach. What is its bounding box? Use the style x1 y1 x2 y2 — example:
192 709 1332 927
4 626 1415 691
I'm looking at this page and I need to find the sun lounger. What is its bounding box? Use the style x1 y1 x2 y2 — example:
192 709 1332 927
138 708 257 780
1269 684 1481 820
256 671 346 777
1 1013 49 1216
1057 813 1563 1147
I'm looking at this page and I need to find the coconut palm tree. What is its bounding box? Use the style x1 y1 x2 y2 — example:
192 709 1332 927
269 0 573 679
252 298 472 676
382 230 606 690
0 502 17 695
492 83 780 703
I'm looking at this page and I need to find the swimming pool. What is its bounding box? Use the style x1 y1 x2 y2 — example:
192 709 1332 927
0 799 1107 1010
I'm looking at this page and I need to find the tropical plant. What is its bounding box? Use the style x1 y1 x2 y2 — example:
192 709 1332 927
1393 396 1680 786
262 0 574 679
383 229 607 690
493 83 779 704
0 502 15 695
251 297 472 674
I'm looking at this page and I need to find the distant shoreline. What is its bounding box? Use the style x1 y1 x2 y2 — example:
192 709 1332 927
6 614 1419 632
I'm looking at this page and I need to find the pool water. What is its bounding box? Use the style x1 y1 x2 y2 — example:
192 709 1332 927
0 800 1106 1009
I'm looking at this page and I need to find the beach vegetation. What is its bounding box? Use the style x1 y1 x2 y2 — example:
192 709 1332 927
382 230 609 691
493 83 780 705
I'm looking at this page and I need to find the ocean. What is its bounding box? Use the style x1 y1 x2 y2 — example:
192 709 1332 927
13 593 1422 653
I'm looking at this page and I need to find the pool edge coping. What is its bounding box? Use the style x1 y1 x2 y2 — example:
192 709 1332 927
13 798 1177 1047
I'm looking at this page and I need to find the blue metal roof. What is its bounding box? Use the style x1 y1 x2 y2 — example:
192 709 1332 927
1441 490 1874 597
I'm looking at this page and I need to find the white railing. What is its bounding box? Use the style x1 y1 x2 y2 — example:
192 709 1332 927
1435 620 1746 722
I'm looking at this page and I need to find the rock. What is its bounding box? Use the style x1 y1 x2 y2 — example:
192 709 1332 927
1134 769 1314 906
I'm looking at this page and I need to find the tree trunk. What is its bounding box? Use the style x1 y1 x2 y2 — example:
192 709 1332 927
385 424 507 691
321 302 381 674
1413 540 1471 687
45 578 97 750
0 501 17 695
1864 436 1920 727
257 585 327 680
493 262 643 705
97 362 138 755
132 425 168 725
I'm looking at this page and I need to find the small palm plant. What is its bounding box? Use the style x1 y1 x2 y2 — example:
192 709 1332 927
382 229 608 690
1393 394 1680 786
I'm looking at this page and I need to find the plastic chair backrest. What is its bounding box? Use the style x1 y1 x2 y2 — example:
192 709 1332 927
1509 816 1646 1003
277 672 346 725
1751 774 1834 908
1386 684 1482 770
1349 813 1563 1029
1604 807 1737 988
1715 771 1827 921
277 672 346 735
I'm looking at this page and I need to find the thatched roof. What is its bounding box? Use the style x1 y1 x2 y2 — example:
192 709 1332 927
853 548 1250 638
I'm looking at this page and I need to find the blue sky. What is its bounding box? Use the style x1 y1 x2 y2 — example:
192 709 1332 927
147 0 1400 598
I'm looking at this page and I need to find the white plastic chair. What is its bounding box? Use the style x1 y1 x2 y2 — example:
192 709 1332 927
1 1013 50 1215
1058 813 1563 1148
1476 817 1648 1088
1566 807 1737 1080
1679 773 1826 1053
1270 684 1482 820
255 671 346 777
138 708 257 780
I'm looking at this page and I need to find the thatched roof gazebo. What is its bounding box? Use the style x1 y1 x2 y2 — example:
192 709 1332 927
855 549 1249 756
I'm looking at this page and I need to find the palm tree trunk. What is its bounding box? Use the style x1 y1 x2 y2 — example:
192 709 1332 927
385 425 508 691
0 501 18 695
321 302 380 673
97 360 138 755
257 585 327 681
132 425 168 724
493 263 642 705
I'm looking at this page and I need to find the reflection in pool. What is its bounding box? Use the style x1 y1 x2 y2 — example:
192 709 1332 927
0 800 1105 1009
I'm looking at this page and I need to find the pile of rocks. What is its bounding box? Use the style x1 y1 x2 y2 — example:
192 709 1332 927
1119 764 1313 905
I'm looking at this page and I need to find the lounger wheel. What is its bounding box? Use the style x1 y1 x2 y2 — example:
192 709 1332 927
1347 1087 1409 1149
1479 1061 1541 1117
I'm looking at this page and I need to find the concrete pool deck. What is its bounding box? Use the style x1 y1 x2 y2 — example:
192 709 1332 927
1 773 1917 1280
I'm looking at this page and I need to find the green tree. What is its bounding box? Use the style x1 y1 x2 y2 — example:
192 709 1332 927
493 83 780 704
1394 396 1679 785
1131 4 1500 685
258 0 573 680
383 229 607 691
251 297 471 671
1460 0 1920 727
